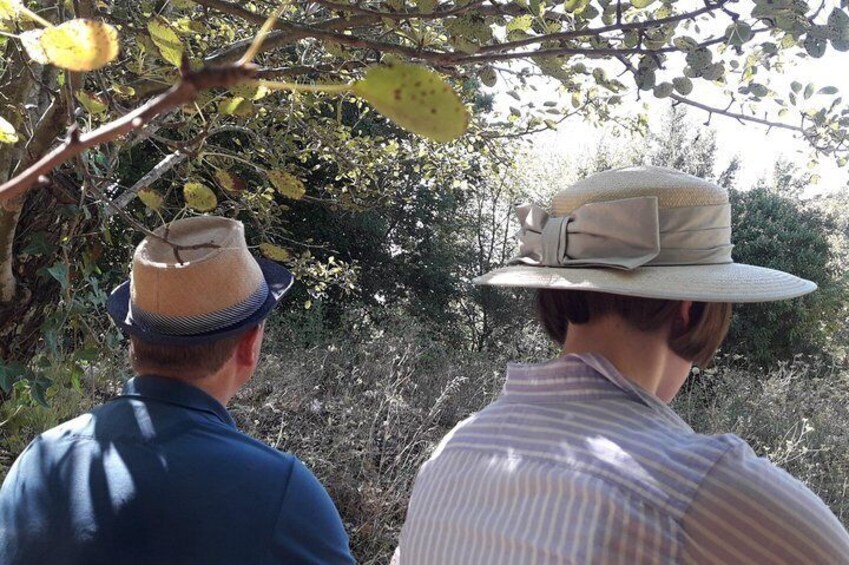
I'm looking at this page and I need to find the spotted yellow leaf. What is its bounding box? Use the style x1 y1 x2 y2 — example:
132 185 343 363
148 17 184 68
0 116 18 144
267 170 305 200
259 243 291 262
352 63 469 143
215 169 247 193
138 188 164 211
39 19 119 71
183 182 217 212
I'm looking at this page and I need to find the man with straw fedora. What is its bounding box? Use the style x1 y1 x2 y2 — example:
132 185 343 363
0 216 355 564
396 166 849 563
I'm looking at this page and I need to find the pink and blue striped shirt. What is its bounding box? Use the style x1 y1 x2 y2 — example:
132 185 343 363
397 354 849 564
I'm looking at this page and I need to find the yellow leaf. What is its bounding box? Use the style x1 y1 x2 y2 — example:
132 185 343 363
214 169 247 193
76 90 108 114
148 17 184 68
218 96 254 117
20 29 49 64
352 63 469 143
230 82 270 101
110 84 136 99
267 170 305 200
0 0 21 20
0 116 18 144
183 181 217 212
259 243 290 261
137 188 164 211
40 19 119 71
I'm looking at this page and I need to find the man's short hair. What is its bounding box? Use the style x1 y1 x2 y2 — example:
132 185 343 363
129 329 252 377
535 290 732 367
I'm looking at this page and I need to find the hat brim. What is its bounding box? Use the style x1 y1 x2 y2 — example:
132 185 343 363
107 258 294 345
473 263 816 303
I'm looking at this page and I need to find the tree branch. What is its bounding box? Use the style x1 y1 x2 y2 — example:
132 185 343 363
311 0 486 21
0 63 258 204
473 0 729 55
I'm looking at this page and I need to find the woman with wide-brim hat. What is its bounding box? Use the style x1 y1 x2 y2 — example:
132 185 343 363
395 166 849 564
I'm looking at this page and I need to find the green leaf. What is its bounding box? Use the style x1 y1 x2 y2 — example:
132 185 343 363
827 8 849 42
20 231 52 256
76 90 108 114
653 82 673 98
506 15 533 32
40 19 119 71
46 263 69 289
790 81 803 93
673 76 693 95
137 188 164 211
725 21 753 46
148 17 184 67
634 68 656 91
672 36 699 51
750 83 769 98
0 361 25 393
804 34 827 58
0 115 18 144
352 63 469 143
478 66 497 87
804 82 815 99
685 48 712 70
631 0 656 9
415 0 438 13
563 0 583 11
268 170 305 200
183 182 217 212
259 243 291 261
818 86 839 95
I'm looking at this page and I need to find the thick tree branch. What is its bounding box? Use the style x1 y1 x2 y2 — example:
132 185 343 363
311 0 486 21
0 63 258 204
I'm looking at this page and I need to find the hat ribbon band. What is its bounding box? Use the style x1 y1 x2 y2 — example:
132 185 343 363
128 280 269 336
510 197 733 270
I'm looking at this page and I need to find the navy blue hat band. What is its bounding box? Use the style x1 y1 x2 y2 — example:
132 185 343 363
127 280 269 337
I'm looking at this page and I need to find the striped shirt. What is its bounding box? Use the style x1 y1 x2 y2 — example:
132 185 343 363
397 354 849 564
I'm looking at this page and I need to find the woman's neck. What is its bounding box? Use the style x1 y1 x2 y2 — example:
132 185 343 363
561 315 690 402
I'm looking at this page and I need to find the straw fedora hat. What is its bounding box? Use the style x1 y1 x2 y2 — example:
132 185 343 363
474 166 816 302
107 216 294 345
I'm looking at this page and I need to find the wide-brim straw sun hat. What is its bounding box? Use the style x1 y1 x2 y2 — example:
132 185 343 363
107 216 294 345
474 166 816 302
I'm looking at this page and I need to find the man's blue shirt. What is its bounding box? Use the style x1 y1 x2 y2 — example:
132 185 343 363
0 375 355 564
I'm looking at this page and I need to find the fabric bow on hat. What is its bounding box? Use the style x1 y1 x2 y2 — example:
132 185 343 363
511 196 661 270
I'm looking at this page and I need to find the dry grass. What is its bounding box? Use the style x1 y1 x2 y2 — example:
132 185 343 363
2 311 848 563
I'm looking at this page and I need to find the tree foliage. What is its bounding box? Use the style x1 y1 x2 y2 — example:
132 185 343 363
1 0 849 397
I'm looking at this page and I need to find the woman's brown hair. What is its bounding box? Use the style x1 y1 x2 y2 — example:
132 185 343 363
535 289 732 367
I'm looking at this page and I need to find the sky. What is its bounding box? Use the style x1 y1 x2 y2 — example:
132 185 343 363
488 20 849 196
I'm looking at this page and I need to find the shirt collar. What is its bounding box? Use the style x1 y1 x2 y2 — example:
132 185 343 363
119 375 236 428
503 353 691 431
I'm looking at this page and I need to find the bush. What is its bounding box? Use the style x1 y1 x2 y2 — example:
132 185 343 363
728 187 849 363
674 355 849 524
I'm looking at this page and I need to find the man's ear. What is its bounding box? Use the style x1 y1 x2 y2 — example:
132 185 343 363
234 325 263 367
